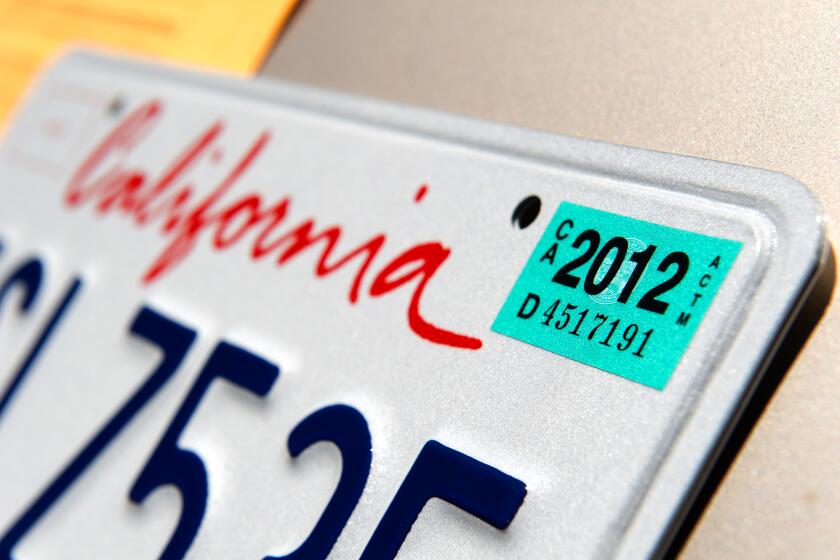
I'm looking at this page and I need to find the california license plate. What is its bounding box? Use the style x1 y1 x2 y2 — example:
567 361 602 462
0 51 825 559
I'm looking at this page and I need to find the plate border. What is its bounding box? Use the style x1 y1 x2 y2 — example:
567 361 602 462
18 48 829 558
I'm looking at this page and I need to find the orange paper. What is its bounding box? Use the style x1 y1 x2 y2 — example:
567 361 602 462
0 0 298 120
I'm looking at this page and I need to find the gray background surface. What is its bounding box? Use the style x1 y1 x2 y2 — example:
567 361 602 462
262 1 840 557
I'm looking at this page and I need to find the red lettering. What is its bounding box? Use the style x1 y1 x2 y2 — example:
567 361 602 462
134 122 223 225
250 197 290 258
64 103 482 350
213 195 263 249
370 243 482 350
255 219 385 304
94 172 144 214
66 100 160 206
141 131 270 283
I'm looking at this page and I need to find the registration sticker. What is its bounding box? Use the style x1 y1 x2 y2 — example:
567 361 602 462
493 203 742 389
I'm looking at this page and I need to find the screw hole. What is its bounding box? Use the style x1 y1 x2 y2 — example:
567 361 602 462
512 195 541 229
106 96 126 117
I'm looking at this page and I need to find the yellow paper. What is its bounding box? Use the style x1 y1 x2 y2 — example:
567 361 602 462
0 0 298 120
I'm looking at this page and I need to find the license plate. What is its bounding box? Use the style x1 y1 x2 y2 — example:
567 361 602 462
0 50 825 559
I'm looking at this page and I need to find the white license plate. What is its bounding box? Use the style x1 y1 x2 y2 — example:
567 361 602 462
0 50 824 559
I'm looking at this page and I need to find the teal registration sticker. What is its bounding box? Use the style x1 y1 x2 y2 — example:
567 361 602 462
492 202 742 390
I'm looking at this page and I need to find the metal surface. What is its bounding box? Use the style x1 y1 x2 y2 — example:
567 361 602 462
0 50 824 558
262 2 840 557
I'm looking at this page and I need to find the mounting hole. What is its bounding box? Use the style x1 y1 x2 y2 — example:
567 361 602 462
512 195 541 229
107 96 126 117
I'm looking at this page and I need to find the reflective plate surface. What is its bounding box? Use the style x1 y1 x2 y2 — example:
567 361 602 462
0 51 825 559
